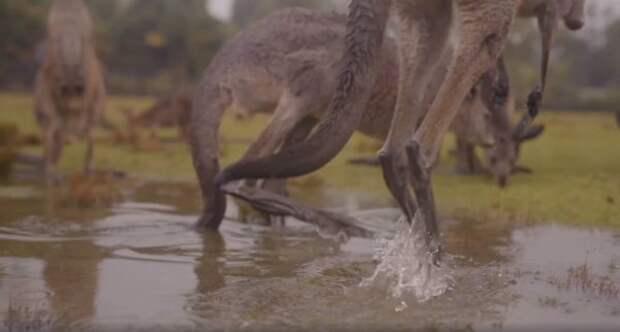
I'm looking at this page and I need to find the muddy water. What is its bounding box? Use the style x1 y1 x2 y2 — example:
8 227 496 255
0 180 618 331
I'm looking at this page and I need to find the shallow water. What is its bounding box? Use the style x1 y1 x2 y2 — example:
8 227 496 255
0 180 618 331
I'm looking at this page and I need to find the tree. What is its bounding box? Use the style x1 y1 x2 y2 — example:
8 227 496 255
0 0 47 89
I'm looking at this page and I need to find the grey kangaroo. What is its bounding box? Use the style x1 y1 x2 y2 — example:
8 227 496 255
214 0 527 264
190 8 516 231
457 0 586 186
390 0 585 187
34 0 106 181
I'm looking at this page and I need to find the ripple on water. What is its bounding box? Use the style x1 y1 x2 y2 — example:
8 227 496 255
2 185 619 331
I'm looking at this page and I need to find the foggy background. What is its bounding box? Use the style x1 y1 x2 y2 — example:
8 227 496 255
1 0 619 110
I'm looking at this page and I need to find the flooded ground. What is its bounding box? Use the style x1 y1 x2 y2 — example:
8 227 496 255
0 179 618 331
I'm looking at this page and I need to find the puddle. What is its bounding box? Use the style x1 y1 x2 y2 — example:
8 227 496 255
0 181 618 331
493 225 620 331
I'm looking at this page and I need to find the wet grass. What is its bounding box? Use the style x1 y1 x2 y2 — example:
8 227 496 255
0 92 619 228
549 263 619 300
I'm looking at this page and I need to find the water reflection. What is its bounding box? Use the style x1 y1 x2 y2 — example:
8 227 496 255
496 225 620 331
443 216 513 265
0 179 618 331
194 232 226 295
42 239 100 325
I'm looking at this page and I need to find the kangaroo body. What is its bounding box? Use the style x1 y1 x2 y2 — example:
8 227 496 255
456 0 586 186
190 8 508 230
214 1 523 263
34 0 106 180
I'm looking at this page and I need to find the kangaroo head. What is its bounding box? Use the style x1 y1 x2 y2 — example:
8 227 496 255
484 132 516 188
484 123 545 187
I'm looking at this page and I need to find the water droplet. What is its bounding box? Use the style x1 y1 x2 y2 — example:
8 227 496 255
359 215 453 302
395 301 408 312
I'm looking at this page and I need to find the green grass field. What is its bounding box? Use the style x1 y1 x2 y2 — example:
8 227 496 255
1 92 619 228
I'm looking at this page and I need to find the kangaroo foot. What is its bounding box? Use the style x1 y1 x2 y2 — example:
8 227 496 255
195 212 225 232
406 141 442 266
194 192 227 232
527 85 543 119
221 183 371 238
514 86 543 138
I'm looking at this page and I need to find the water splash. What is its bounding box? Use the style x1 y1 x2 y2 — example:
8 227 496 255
360 214 453 302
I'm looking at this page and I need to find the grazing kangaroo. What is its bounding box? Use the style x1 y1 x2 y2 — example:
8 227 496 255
124 85 194 143
190 8 515 231
215 0 523 263
34 0 106 181
350 0 585 187
454 85 546 185
452 63 545 186
455 0 586 186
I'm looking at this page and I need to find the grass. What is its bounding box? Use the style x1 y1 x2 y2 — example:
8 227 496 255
548 263 619 300
1 92 619 228
4 297 65 332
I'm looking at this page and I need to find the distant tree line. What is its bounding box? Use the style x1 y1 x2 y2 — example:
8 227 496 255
0 0 232 95
0 0 618 110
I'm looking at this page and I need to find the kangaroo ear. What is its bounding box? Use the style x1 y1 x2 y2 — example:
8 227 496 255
518 124 545 142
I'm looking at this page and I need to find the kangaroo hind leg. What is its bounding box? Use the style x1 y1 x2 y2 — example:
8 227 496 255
407 0 517 262
378 1 452 225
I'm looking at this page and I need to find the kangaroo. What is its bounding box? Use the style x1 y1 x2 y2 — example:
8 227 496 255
351 61 543 186
453 62 545 186
454 82 545 186
215 1 524 264
124 85 194 143
455 0 586 186
190 9 354 230
34 0 106 181
190 7 517 231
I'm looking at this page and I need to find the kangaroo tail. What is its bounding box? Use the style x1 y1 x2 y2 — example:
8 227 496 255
216 0 391 184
